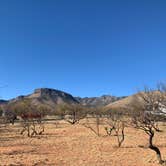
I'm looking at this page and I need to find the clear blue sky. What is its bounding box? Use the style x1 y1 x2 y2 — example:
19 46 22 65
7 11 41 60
0 0 166 99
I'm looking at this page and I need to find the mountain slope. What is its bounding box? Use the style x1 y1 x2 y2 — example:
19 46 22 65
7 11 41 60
76 95 125 107
105 93 143 110
0 88 126 111
7 88 79 110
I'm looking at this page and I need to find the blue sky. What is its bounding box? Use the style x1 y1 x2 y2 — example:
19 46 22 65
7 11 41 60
0 0 166 99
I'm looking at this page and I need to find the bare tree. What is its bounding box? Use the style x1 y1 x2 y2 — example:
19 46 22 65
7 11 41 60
10 99 47 137
82 107 103 136
104 109 126 147
129 87 166 164
57 103 86 125
1 104 17 125
83 114 101 136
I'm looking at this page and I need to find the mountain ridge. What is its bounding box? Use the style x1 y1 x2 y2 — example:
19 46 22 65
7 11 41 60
0 88 125 109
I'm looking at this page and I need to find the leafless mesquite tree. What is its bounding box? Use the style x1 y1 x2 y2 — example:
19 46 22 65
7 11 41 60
82 107 103 136
10 99 47 137
104 109 126 147
129 86 166 164
20 105 48 137
83 114 101 136
1 104 17 125
57 103 86 125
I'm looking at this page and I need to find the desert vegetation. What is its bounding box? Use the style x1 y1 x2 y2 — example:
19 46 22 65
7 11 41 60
56 103 87 125
2 99 49 137
1 84 166 165
104 109 126 147
128 85 166 164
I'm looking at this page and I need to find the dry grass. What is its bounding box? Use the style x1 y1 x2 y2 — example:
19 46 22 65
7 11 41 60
0 120 166 166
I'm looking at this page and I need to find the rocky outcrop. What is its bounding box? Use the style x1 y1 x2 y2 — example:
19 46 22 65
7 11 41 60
2 88 78 110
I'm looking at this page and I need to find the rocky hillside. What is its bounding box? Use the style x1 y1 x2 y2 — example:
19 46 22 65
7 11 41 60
75 95 125 107
0 88 125 111
6 88 79 110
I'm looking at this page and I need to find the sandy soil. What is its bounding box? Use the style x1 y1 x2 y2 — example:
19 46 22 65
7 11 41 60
0 120 166 166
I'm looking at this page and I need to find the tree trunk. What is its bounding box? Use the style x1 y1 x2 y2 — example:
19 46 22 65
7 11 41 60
96 116 100 136
27 123 30 137
118 127 125 147
149 130 163 164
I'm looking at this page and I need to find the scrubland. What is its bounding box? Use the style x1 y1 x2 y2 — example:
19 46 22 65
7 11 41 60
0 120 166 166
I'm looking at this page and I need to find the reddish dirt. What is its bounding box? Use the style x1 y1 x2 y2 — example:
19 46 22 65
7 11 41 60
0 121 166 166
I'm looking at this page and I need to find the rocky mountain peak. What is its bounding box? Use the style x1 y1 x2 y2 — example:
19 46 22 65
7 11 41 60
32 88 77 100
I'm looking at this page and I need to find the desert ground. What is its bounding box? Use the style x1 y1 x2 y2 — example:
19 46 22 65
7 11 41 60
0 120 166 166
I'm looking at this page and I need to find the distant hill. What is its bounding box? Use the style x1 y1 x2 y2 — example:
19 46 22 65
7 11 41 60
0 88 126 112
0 100 8 104
5 88 79 110
76 95 126 107
104 93 142 111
